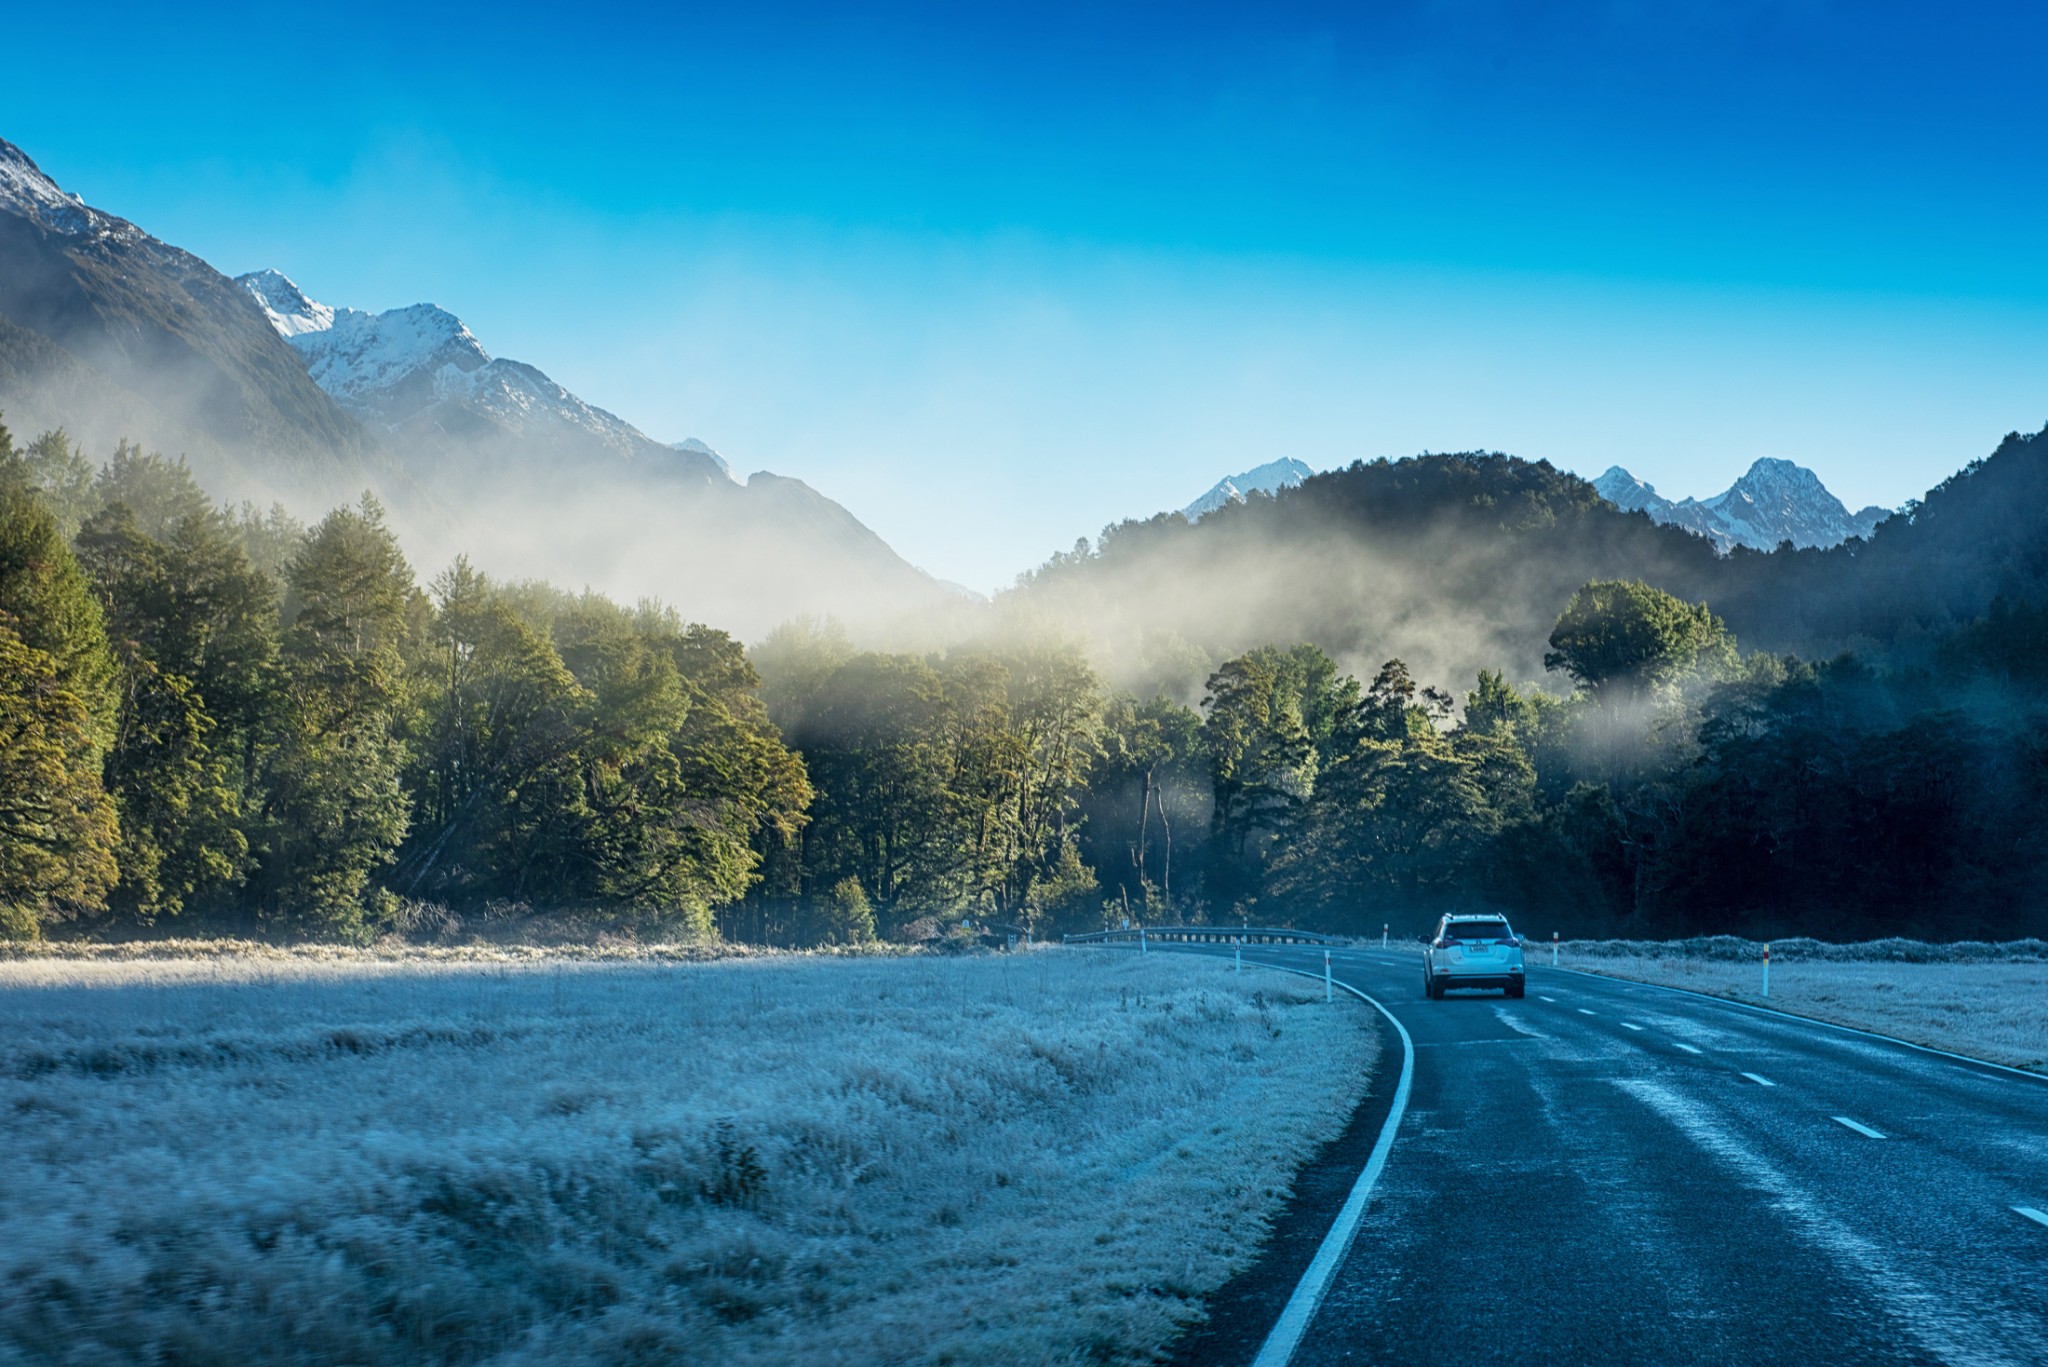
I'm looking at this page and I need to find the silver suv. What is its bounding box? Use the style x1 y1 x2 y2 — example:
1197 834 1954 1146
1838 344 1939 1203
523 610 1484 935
1422 914 1526 999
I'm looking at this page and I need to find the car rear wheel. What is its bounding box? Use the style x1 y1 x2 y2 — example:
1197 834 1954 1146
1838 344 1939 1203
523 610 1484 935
1506 981 1525 999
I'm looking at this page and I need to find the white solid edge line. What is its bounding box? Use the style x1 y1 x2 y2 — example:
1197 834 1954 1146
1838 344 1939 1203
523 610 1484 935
1242 962 1416 1367
2014 1206 2048 1229
1672 1042 1704 1055
1620 1022 1644 1031
1542 964 2048 1085
1742 1072 1778 1087
1831 1115 1886 1139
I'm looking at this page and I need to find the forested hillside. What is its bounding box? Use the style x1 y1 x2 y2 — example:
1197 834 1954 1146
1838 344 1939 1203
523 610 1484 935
4 418 2046 946
1009 430 2048 696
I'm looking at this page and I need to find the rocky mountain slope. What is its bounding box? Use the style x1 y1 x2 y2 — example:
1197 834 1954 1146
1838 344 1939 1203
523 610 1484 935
0 135 946 636
0 138 384 505
1593 458 1888 551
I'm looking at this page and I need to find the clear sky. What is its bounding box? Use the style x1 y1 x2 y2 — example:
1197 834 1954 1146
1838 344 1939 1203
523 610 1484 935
6 1 2048 590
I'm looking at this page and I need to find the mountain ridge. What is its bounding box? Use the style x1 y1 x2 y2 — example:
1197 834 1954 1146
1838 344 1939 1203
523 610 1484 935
1593 457 1887 551
0 133 947 637
235 270 732 486
0 137 385 505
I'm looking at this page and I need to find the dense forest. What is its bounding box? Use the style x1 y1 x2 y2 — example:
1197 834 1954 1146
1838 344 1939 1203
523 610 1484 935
4 416 2047 945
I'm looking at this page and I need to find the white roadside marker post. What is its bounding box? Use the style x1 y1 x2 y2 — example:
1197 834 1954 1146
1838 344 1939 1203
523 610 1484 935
1140 926 1147 956
1762 941 1771 998
1552 931 1559 968
1382 924 1389 949
1324 949 1333 1002
1235 937 1242 974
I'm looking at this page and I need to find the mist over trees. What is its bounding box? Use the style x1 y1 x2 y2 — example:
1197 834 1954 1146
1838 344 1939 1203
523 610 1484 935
4 415 2048 945
1007 433 2048 700
0 420 810 941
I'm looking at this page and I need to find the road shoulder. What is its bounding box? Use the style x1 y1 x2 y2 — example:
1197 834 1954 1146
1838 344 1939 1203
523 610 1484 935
1165 987 1406 1366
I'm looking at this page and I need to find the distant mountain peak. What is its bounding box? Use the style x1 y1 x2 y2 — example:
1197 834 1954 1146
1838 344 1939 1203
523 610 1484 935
672 437 738 481
1185 456 1315 519
1592 458 1887 551
233 271 739 486
237 269 335 338
237 271 495 421
1592 465 1665 514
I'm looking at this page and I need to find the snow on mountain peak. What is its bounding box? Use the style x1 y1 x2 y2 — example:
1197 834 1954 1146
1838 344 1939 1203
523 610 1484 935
233 272 724 474
1184 457 1315 519
1591 457 1887 551
1591 465 1664 513
237 269 335 338
0 137 110 238
235 272 494 416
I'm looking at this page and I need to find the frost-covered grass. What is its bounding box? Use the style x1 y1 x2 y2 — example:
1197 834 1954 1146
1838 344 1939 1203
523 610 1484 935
0 949 1373 1365
1560 943 2048 1074
0 936 821 965
1561 934 2047 964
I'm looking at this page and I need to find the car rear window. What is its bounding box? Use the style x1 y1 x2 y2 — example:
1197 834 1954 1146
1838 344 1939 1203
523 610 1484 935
1444 920 1512 940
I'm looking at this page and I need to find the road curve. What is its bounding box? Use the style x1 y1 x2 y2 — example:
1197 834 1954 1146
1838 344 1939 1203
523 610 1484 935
1170 944 2048 1366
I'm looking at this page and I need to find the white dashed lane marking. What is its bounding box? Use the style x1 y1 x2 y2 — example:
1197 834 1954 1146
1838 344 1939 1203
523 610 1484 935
1741 1073 1777 1087
1832 1116 1886 1139
1620 1023 1644 1032
1672 1042 1703 1055
1577 1008 1596 1016
2014 1206 2048 1230
1540 996 1557 1003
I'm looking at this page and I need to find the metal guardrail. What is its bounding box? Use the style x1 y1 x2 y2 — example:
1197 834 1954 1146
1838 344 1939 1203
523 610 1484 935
1063 926 1344 946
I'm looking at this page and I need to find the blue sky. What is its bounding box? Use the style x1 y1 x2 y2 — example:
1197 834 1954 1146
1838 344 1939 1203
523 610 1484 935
6 1 2048 589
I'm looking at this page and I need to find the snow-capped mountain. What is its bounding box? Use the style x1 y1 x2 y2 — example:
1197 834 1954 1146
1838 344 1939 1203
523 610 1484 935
0 139 378 498
1184 457 1315 519
235 270 735 484
1592 459 1888 551
0 141 129 241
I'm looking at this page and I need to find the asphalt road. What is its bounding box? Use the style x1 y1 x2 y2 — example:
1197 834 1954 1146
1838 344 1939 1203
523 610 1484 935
1175 944 2048 1366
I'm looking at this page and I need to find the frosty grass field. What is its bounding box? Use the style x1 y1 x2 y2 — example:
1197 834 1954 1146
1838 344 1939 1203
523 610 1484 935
0 948 1375 1366
1560 938 2048 1073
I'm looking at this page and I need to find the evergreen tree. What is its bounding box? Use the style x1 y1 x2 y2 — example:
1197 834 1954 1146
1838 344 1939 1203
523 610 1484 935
76 503 280 921
254 497 418 936
0 486 120 935
19 429 99 537
0 628 121 937
1202 644 1357 914
816 876 876 945
1545 579 1736 699
92 444 212 539
397 558 588 904
790 651 953 925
